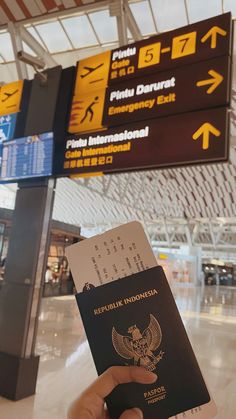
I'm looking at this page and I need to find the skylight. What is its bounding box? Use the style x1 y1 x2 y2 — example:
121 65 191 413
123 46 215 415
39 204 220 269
130 1 156 35
187 0 222 23
60 15 98 48
150 0 188 31
35 21 73 53
0 32 14 62
88 10 118 44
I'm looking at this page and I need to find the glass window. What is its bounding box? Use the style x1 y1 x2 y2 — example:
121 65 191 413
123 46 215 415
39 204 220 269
187 0 222 23
35 21 73 53
150 0 188 31
89 10 118 43
0 32 14 62
26 25 47 48
130 1 156 35
224 0 236 15
60 15 98 48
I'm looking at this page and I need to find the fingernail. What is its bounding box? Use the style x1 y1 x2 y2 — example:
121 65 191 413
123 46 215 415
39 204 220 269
133 408 143 418
143 370 157 381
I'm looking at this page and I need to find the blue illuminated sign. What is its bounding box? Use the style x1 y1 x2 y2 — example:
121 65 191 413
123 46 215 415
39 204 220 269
0 113 17 142
1 132 53 181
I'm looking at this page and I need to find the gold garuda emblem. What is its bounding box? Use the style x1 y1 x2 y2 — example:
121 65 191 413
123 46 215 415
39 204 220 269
112 314 164 372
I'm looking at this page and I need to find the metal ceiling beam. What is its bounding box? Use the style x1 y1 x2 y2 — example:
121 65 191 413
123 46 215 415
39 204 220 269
184 0 190 25
100 176 112 196
215 225 224 245
147 0 159 33
209 221 217 247
109 0 128 46
18 26 57 68
8 22 28 80
0 1 110 30
192 223 199 245
151 241 236 250
163 218 171 246
124 1 142 41
185 224 192 246
222 0 225 13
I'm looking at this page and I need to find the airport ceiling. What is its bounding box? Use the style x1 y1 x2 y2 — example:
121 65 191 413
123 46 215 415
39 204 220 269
1 0 236 79
0 0 236 252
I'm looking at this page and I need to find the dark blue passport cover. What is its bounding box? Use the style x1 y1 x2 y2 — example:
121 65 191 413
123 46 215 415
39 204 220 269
76 266 210 419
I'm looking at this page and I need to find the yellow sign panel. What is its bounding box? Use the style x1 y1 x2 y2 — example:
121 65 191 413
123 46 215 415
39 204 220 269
0 80 24 116
159 253 168 260
70 172 104 179
74 50 111 94
138 42 161 69
171 31 196 59
69 87 106 134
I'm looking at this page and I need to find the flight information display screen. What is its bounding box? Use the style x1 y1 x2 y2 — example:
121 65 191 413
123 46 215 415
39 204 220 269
1 132 53 181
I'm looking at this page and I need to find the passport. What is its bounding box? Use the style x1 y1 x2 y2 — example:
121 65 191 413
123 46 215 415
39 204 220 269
76 266 210 419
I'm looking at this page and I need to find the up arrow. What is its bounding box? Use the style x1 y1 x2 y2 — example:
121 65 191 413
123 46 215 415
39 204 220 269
192 123 221 150
201 26 227 49
196 69 223 94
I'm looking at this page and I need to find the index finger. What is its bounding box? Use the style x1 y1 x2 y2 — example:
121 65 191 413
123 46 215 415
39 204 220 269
84 366 157 400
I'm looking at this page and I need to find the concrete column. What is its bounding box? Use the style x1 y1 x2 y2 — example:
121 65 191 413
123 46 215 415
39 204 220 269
0 178 55 400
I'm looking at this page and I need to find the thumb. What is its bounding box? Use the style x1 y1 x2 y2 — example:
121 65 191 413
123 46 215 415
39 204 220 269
119 408 143 419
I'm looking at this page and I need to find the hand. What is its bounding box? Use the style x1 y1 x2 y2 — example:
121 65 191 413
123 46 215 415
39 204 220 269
68 366 157 419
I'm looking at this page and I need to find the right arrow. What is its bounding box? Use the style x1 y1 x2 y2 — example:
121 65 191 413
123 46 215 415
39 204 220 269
196 69 223 94
192 123 221 150
201 26 227 49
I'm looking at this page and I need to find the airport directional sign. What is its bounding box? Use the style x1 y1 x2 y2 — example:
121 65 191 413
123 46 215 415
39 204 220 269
108 12 232 84
0 14 231 182
102 55 231 128
69 12 232 103
68 55 231 135
57 107 229 178
68 13 232 136
63 13 232 176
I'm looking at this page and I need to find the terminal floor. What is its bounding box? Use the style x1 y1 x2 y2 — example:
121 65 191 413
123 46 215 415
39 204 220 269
0 285 236 419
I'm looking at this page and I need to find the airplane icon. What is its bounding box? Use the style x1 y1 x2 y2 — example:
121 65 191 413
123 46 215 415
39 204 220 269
1 89 19 102
80 63 104 78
